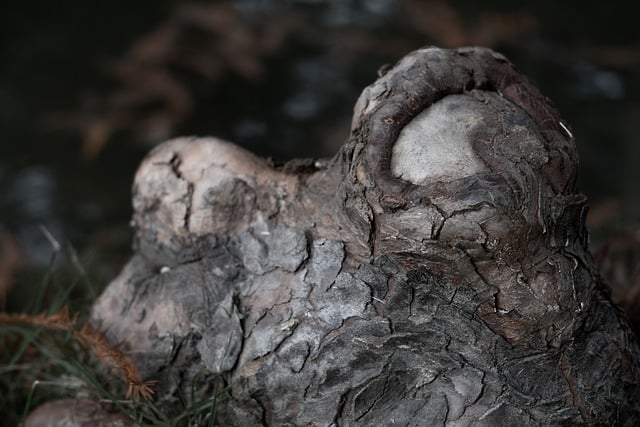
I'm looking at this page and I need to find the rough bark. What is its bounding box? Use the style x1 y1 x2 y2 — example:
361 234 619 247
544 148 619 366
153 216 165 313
61 47 640 425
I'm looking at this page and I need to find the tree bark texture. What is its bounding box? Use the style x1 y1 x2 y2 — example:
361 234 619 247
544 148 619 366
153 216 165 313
90 47 640 425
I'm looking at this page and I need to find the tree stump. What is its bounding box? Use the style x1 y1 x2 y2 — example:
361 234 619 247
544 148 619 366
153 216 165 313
89 47 640 425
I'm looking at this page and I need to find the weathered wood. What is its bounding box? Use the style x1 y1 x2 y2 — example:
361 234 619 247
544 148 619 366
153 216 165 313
85 47 640 425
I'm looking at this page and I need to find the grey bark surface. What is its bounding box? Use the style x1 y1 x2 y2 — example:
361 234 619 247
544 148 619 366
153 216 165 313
86 47 639 425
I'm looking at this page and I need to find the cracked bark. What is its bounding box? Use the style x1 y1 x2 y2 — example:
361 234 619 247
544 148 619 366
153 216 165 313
29 47 640 426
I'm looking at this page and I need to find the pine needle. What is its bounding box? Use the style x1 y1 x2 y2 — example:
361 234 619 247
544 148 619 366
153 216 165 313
0 306 155 401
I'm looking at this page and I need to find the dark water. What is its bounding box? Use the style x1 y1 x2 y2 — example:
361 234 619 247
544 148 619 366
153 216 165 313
1 0 639 300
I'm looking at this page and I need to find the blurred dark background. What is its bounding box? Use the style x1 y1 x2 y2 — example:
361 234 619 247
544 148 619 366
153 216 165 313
1 1 638 323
